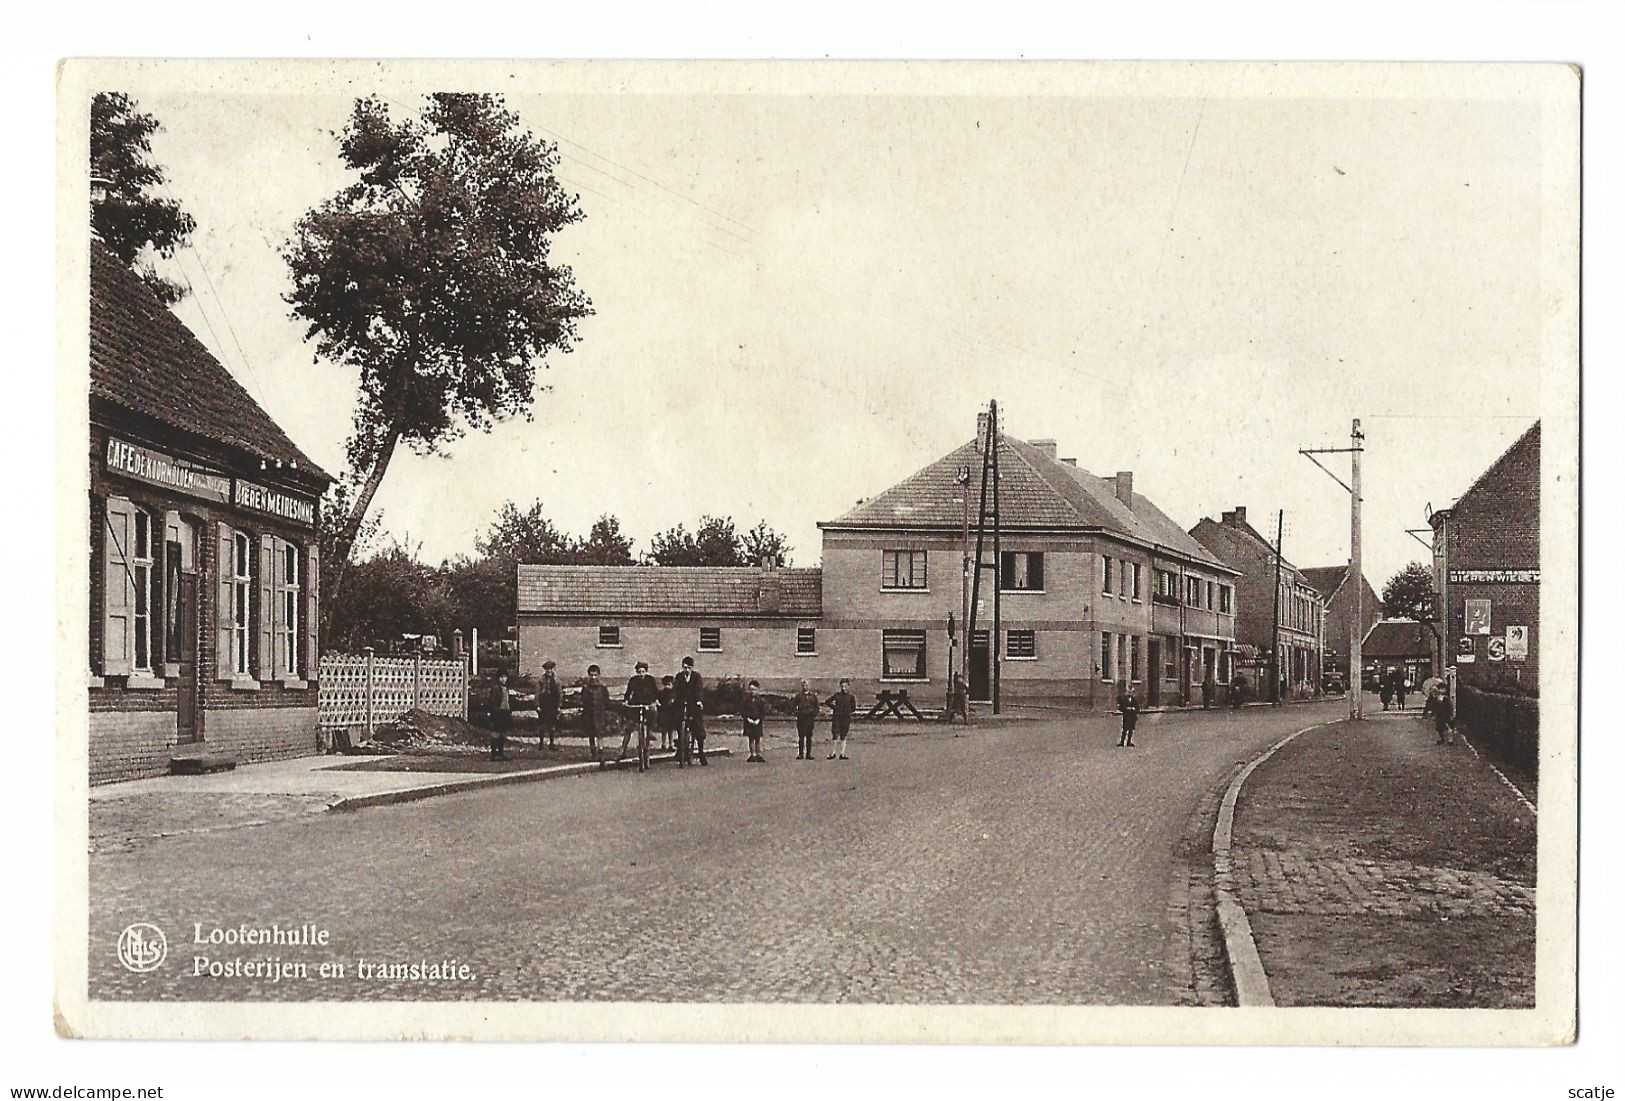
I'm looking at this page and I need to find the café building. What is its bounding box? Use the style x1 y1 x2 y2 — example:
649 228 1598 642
87 242 332 783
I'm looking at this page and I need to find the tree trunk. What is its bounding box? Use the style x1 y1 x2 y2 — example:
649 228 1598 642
323 427 402 616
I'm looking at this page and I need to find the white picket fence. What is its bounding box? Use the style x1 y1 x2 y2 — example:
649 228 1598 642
318 650 469 732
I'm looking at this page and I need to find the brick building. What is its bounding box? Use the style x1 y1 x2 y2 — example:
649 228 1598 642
88 243 331 783
517 418 1238 709
1299 564 1380 681
1189 508 1325 698
1361 619 1436 687
1428 422 1540 693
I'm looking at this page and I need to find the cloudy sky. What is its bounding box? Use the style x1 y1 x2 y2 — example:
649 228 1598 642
122 66 1562 588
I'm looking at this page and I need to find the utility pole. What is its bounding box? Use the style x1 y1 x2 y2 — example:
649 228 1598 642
991 412 1003 715
966 401 1004 715
1299 418 1366 721
1270 509 1284 704
958 463 972 718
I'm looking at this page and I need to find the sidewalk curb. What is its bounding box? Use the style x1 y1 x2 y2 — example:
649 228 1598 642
1211 719 1339 1008
327 748 733 813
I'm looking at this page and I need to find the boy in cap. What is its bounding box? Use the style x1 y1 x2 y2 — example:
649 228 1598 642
675 656 707 766
537 660 562 750
1117 687 1140 748
792 679 820 760
581 664 611 761
741 679 767 762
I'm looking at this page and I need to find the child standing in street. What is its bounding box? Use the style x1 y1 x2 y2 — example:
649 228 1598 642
581 664 611 762
537 660 562 750
792 679 820 760
490 672 513 761
742 680 767 762
826 678 857 759
657 675 679 752
1117 688 1140 748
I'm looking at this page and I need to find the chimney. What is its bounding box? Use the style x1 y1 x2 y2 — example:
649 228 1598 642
1060 457 1078 466
976 410 991 449
1222 506 1247 527
758 558 781 613
1029 438 1058 460
1115 471 1134 505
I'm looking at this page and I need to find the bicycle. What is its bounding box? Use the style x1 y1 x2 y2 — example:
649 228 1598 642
632 704 655 772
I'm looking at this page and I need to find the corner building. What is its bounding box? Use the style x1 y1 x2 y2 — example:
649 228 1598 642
519 419 1238 709
87 243 332 783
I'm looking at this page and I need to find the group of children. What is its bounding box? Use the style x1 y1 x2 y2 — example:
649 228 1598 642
490 658 862 771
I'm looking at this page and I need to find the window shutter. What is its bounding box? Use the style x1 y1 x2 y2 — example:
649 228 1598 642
216 522 236 680
101 495 136 676
258 533 276 680
304 542 320 679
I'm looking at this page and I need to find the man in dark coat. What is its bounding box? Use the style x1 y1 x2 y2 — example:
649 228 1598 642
1117 688 1140 748
825 678 858 759
674 656 707 766
792 679 820 760
537 660 562 750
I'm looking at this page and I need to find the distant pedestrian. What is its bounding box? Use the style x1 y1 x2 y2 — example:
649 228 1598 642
623 660 660 771
490 672 513 761
1395 676 1410 711
581 664 611 761
1230 673 1247 709
675 657 707 766
537 660 562 750
948 671 969 724
826 678 857 759
793 679 820 760
1117 689 1140 747
1201 676 1215 709
742 680 767 762
1420 672 1442 718
1379 673 1394 711
657 675 679 751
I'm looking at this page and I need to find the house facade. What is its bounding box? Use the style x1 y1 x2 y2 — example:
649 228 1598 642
517 419 1238 709
1362 619 1435 687
1428 422 1540 693
1189 507 1325 698
1299 564 1380 681
88 243 331 783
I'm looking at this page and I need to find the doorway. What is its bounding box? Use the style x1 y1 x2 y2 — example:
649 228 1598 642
165 518 201 745
1147 639 1161 705
969 631 991 702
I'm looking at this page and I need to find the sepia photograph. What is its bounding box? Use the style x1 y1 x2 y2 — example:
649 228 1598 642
52 57 1578 1047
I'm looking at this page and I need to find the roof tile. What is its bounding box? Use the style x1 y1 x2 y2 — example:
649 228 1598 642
518 565 823 618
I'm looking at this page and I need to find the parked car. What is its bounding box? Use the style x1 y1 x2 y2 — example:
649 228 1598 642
1322 672 1346 694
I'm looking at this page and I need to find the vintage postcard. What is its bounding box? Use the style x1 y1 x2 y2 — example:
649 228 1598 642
53 59 1579 1044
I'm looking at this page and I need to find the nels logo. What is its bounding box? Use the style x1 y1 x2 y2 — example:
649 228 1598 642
116 922 168 973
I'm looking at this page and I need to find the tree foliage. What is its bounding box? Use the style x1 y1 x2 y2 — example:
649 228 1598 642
648 516 792 566
325 540 458 653
90 92 197 305
475 500 577 565
284 93 592 600
1382 561 1436 621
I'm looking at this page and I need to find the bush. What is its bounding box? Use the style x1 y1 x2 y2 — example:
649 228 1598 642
1457 685 1539 777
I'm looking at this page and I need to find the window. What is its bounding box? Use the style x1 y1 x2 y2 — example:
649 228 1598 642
1130 635 1141 681
280 542 300 676
1206 581 1215 609
1118 562 1129 598
796 627 817 655
597 624 621 647
132 509 154 672
1163 636 1179 681
882 629 926 679
1000 551 1044 591
882 549 927 590
230 531 251 676
1100 632 1113 680
1115 633 1126 682
1007 629 1036 659
1187 576 1202 606
1132 563 1143 601
698 626 722 652
1102 555 1114 594
1219 584 1233 613
1154 568 1179 604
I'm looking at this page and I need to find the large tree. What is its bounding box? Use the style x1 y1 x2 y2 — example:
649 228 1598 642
284 93 591 603
1382 561 1436 622
648 516 792 567
475 500 579 565
90 92 197 304
577 515 635 566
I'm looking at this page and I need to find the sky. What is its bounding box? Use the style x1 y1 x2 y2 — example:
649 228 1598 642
126 73 1553 590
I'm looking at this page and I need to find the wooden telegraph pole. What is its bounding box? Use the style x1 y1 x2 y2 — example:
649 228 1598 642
1299 418 1366 721
1270 509 1284 704
966 401 1004 715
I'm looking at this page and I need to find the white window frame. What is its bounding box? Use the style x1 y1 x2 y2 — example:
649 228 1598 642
881 628 927 681
1100 632 1114 681
280 541 301 678
796 626 817 655
131 508 154 674
231 531 252 677
1006 628 1037 660
1131 562 1143 602
1102 555 1114 595
1000 550 1045 593
698 626 723 652
597 624 622 648
1130 634 1141 682
881 549 928 591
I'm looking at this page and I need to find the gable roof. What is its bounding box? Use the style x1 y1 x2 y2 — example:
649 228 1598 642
1299 566 1351 602
822 433 1231 571
1362 619 1433 657
89 241 330 481
518 565 823 618
1450 421 1540 512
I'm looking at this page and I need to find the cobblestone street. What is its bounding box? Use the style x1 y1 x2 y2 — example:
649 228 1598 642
88 703 1343 1005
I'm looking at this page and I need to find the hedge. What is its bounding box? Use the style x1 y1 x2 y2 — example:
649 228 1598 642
1456 684 1540 777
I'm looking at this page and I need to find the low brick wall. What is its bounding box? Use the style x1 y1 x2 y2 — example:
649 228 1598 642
89 710 177 785
202 706 321 768
89 705 320 785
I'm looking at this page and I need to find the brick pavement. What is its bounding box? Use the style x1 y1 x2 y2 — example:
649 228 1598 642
1229 712 1537 1007
86 702 1343 1005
